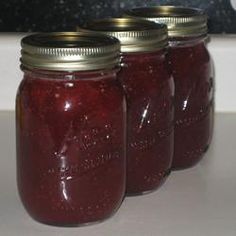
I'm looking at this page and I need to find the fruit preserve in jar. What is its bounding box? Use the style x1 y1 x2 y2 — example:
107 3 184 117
80 18 174 195
16 32 126 226
126 7 214 169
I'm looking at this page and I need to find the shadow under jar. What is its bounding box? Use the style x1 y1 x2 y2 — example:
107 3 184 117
80 18 174 195
16 32 126 226
126 7 214 170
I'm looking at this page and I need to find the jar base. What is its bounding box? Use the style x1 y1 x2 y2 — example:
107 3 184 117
31 208 120 228
171 145 209 171
126 168 171 197
25 198 125 227
36 218 107 228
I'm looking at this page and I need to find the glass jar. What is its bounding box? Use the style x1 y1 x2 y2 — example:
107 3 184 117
126 7 214 169
16 32 126 226
80 18 174 195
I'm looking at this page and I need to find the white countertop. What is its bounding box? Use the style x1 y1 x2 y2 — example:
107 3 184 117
0 111 236 236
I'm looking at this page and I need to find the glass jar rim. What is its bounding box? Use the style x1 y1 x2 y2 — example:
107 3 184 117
21 32 121 71
78 18 168 53
125 6 208 38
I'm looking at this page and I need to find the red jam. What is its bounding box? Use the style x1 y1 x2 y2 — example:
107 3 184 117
124 6 215 170
168 38 214 169
118 50 174 194
16 69 126 225
79 18 173 195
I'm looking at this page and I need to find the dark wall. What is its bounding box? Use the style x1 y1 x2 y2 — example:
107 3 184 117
0 0 236 33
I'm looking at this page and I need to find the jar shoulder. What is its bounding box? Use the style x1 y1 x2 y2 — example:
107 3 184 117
16 72 125 115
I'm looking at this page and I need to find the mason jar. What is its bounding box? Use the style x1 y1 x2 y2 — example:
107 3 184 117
16 32 126 226
80 18 174 195
126 7 214 169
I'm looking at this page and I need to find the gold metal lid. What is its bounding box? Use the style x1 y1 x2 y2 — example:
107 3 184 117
21 32 120 71
78 18 168 53
125 6 208 37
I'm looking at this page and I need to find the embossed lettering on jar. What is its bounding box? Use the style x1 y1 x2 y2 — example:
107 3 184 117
16 32 126 226
126 7 214 169
80 18 174 194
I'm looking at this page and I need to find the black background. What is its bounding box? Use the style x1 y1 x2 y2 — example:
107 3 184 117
0 0 236 33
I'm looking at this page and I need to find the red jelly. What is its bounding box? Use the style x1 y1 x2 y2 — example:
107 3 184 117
126 7 214 169
119 50 174 194
168 38 214 169
16 32 126 226
81 18 174 194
